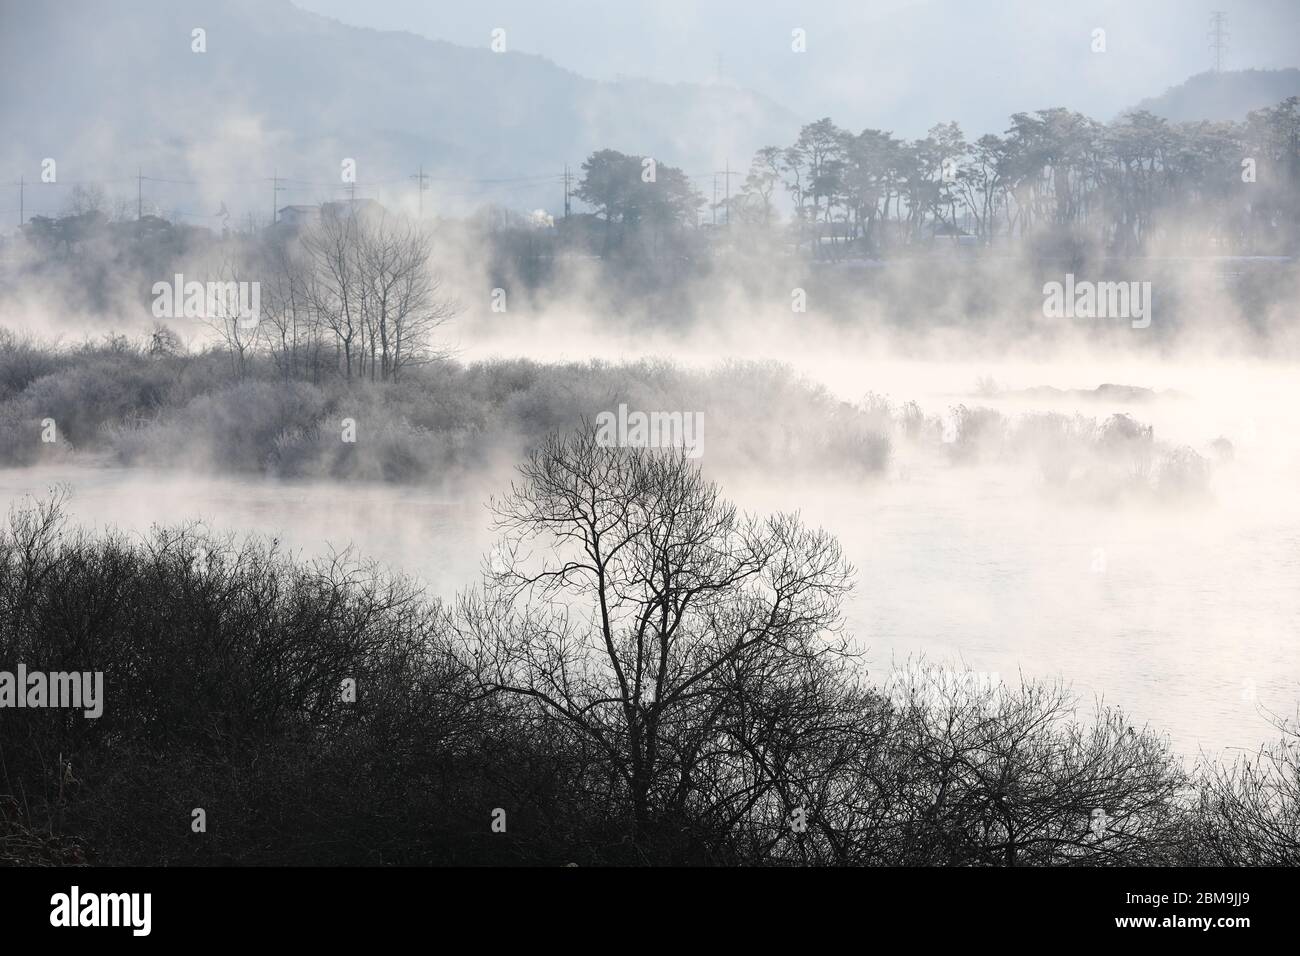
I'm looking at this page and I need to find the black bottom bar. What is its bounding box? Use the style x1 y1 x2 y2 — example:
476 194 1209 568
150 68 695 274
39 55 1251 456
0 866 1284 944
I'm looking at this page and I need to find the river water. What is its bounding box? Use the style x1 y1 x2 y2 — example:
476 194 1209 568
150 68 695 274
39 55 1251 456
2 354 1297 761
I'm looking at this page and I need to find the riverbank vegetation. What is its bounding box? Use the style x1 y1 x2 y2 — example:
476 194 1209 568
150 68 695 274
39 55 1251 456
1 431 1293 866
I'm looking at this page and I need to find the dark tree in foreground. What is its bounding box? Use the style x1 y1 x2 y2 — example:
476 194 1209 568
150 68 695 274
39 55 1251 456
460 423 862 862
458 426 1197 865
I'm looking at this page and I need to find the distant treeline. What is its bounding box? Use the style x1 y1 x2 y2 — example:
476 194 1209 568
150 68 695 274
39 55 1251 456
5 97 1297 287
2 100 1298 349
0 435 1295 866
729 99 1300 257
561 99 1300 259
463 98 1300 264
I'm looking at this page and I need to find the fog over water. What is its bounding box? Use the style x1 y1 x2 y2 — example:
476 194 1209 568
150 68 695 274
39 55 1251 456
5 329 1296 762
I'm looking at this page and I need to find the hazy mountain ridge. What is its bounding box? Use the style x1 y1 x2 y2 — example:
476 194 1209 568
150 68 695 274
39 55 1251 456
1127 68 1300 122
0 0 799 215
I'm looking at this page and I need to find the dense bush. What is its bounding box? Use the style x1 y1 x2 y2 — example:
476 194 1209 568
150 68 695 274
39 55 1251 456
0 492 568 865
0 333 894 482
1191 726 1300 865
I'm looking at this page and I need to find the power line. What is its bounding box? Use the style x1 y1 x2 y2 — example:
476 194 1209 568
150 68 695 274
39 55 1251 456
11 170 564 193
7 165 575 225
170 209 231 220
12 172 558 190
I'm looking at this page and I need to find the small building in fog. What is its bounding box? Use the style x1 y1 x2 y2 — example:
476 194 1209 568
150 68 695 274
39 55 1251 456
277 205 321 228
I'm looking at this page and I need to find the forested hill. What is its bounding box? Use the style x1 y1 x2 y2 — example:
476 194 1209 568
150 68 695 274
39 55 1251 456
1129 68 1300 122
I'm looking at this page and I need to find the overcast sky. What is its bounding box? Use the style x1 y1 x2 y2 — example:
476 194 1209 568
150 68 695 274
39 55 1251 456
293 0 1299 138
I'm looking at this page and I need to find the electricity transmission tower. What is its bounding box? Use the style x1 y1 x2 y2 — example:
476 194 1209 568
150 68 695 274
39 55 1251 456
1209 11 1228 73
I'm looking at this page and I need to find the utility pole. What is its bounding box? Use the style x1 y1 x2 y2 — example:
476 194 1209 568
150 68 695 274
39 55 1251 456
410 165 429 217
271 169 284 226
1209 11 1228 73
715 162 737 228
563 164 571 220
724 159 732 228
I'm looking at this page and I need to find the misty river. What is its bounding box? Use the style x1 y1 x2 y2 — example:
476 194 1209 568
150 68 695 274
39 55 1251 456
3 350 1297 764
